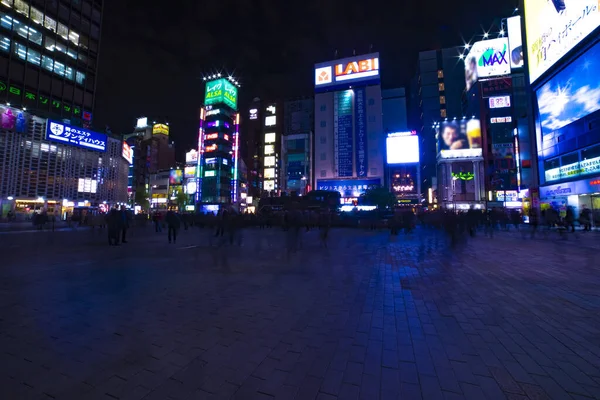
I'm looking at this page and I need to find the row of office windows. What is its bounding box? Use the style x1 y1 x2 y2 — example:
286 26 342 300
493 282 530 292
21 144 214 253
0 33 84 83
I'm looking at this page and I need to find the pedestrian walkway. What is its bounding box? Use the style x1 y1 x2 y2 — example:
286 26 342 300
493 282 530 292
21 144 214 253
0 227 598 399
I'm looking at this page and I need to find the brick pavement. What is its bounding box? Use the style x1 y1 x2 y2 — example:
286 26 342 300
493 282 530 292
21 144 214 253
0 226 599 399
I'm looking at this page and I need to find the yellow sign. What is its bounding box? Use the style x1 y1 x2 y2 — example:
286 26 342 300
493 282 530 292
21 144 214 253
152 124 169 135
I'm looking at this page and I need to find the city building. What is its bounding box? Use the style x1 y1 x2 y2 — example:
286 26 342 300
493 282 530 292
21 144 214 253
281 97 313 195
260 101 281 196
0 116 128 219
124 117 175 206
408 47 465 201
524 2 600 220
382 88 407 133
386 131 421 206
313 53 384 204
0 0 103 127
241 97 263 198
198 76 240 207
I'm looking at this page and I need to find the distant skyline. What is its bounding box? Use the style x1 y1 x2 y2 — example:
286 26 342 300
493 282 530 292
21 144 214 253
94 0 516 157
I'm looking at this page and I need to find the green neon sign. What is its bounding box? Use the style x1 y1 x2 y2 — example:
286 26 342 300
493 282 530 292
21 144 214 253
0 80 83 116
204 78 238 110
452 172 475 181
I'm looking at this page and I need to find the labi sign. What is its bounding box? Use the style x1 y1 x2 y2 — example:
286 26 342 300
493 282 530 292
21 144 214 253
465 38 511 80
204 78 238 110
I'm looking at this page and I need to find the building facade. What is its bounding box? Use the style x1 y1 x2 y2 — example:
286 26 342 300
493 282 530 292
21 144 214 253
198 77 240 205
281 97 313 195
0 0 103 127
314 53 384 204
0 115 128 218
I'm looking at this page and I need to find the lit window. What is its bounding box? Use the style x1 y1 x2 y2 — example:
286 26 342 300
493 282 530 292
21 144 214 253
438 83 445 91
0 12 13 29
1 1 13 8
264 168 275 179
57 22 68 40
12 41 26 61
264 156 276 167
0 34 9 52
440 109 447 118
27 47 40 65
440 96 446 104
44 15 56 32
76 71 85 84
69 31 79 46
14 0 28 17
41 55 53 71
264 132 276 143
437 70 444 78
30 7 43 25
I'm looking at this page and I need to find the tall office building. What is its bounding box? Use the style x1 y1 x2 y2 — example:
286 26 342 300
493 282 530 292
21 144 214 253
408 47 465 199
198 77 240 206
0 1 128 220
0 0 102 125
314 53 384 204
281 97 313 194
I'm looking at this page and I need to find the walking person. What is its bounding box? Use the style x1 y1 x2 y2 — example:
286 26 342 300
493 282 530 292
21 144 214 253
120 205 130 243
166 210 181 244
106 208 120 246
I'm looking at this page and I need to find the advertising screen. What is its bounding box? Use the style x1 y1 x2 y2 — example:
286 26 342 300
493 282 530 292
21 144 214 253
185 149 198 164
525 0 600 83
386 132 419 164
437 119 483 159
507 16 524 69
122 142 133 164
536 39 600 135
316 178 381 197
136 117 148 129
464 38 510 91
152 124 169 135
204 78 238 109
169 169 183 186
314 53 380 91
184 166 197 178
46 120 107 152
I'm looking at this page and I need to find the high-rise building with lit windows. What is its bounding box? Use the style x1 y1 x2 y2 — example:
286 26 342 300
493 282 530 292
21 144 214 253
0 0 102 126
198 77 240 207
313 53 384 204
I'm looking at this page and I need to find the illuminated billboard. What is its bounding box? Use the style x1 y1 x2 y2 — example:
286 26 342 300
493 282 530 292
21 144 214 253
204 78 238 109
184 166 197 178
525 0 600 83
536 39 600 135
46 120 107 152
185 149 198 164
506 16 524 69
314 53 380 90
152 124 169 135
387 132 419 164
136 117 148 129
436 119 483 159
169 169 183 186
464 38 510 91
122 142 133 164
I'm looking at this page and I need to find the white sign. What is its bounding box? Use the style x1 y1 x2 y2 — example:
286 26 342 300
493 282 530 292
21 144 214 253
545 155 600 183
464 38 511 91
249 108 258 120
206 109 221 116
491 116 513 123
524 0 600 83
266 105 276 115
136 117 148 129
507 16 523 69
264 132 276 143
439 148 483 159
185 149 198 164
265 116 276 126
488 96 511 109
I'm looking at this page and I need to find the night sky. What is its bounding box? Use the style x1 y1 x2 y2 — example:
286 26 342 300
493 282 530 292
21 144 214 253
94 0 516 156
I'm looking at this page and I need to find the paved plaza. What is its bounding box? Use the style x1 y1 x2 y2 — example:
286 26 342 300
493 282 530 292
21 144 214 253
1 226 599 399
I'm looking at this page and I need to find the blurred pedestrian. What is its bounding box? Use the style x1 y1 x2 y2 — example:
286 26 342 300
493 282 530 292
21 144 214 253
166 210 181 244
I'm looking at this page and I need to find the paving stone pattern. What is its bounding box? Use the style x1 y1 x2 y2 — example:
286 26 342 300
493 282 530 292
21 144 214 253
0 226 599 399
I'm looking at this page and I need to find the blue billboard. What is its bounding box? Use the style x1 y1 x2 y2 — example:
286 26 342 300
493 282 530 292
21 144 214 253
536 39 600 136
336 90 353 177
355 87 368 177
314 53 380 92
316 178 380 198
46 120 107 152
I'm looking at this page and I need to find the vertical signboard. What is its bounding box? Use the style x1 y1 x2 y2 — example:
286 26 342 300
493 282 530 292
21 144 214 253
490 118 517 191
354 88 367 177
335 90 353 177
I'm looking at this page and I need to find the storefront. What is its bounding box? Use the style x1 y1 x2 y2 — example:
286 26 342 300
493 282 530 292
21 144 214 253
539 178 600 222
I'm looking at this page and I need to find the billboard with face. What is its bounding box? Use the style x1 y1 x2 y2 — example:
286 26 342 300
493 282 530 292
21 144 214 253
437 119 483 159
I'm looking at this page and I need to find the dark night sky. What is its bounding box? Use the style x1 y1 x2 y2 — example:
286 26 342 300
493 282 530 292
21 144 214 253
94 0 516 156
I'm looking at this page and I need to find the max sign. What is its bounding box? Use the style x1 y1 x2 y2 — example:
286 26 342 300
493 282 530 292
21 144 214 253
464 38 511 81
314 52 380 89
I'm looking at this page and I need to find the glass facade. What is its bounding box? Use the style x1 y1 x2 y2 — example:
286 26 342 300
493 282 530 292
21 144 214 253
0 0 102 124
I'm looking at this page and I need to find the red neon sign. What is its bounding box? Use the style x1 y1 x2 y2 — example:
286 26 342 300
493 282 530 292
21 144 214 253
205 133 218 140
205 144 217 152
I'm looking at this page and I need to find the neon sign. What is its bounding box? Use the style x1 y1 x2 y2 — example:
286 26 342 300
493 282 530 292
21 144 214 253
335 58 379 81
205 144 217 152
205 133 218 140
314 52 380 89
